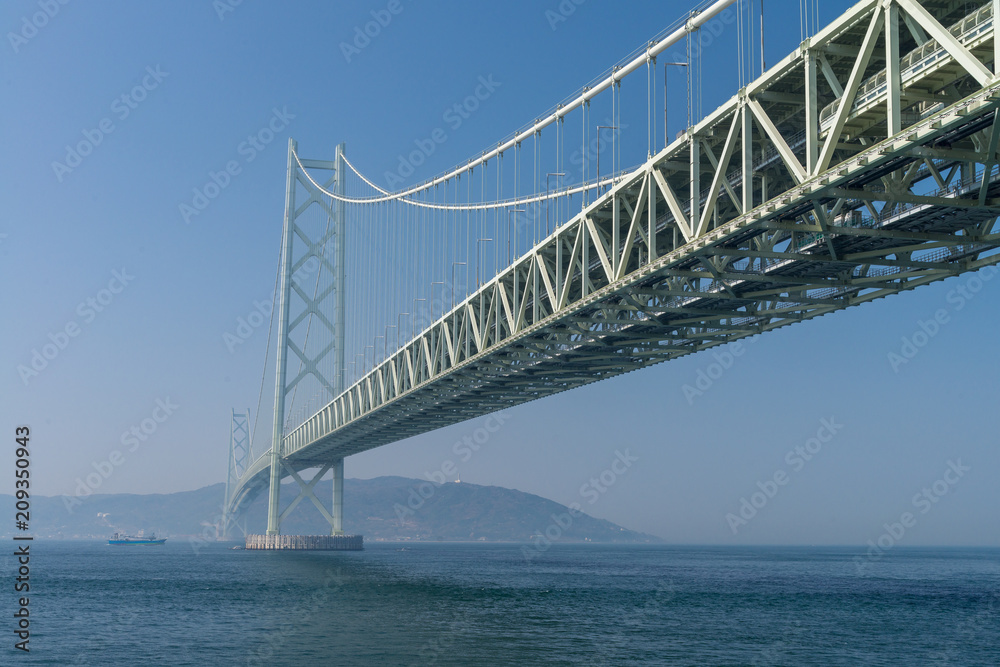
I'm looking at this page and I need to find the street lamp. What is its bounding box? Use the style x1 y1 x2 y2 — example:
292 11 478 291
451 262 466 308
595 127 616 194
396 312 409 348
546 173 565 238
431 281 444 320
508 208 525 264
384 325 396 359
476 239 493 287
352 353 364 382
663 61 688 150
411 298 426 339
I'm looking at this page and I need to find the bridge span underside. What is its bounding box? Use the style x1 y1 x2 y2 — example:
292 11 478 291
289 161 1000 466
227 0 1000 530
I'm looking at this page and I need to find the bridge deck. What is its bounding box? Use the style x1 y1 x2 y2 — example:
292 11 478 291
287 161 1000 467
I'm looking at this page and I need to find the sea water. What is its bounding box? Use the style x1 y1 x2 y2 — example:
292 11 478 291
6 541 998 665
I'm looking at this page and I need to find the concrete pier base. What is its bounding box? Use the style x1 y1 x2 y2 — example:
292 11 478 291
245 534 363 550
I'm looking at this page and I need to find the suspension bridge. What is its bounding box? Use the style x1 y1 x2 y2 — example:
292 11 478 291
222 0 1000 546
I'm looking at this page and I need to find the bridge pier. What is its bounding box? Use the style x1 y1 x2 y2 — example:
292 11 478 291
332 458 344 535
265 460 350 536
255 459 359 549
246 534 362 550
265 446 282 535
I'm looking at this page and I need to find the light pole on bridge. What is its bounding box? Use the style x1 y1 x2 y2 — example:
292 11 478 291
476 239 493 288
412 298 426 340
663 61 688 149
351 352 365 386
396 312 409 350
508 207 525 264
546 173 565 239
431 282 445 321
451 262 466 308
595 127 616 195
384 325 396 360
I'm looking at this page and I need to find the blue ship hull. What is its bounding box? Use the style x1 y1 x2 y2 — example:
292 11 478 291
109 532 166 545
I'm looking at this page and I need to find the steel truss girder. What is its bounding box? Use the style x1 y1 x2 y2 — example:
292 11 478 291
233 0 1000 501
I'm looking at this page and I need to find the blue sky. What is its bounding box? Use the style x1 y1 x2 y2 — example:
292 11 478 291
3 0 998 546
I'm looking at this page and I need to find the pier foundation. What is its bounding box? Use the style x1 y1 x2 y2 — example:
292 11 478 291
245 534 363 550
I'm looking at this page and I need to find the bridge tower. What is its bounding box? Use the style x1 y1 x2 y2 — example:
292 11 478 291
221 408 250 540
264 139 349 537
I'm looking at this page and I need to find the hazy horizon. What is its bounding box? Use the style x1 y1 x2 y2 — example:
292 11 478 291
9 473 1000 548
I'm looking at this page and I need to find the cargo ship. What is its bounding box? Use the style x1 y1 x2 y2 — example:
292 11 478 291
108 531 166 545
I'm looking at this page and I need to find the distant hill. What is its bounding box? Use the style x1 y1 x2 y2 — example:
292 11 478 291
2 476 660 544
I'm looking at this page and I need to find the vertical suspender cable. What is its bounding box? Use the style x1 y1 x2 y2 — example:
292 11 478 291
497 152 502 277
760 0 765 74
